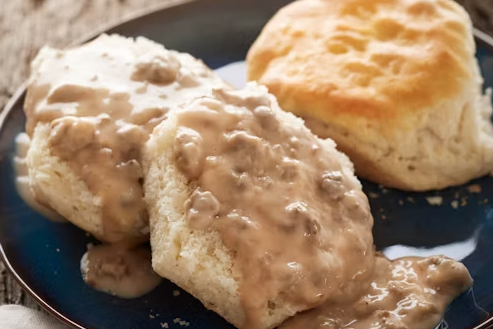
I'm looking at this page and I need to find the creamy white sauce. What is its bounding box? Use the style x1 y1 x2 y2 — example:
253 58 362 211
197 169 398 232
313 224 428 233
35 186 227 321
81 244 162 299
24 35 231 244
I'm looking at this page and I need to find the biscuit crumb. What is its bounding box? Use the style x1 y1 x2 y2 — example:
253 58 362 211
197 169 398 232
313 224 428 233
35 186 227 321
369 192 379 198
161 323 168 328
173 290 181 297
172 318 190 327
407 197 415 203
149 315 155 319
451 200 459 209
467 184 482 194
426 196 443 206
381 215 387 220
398 200 404 205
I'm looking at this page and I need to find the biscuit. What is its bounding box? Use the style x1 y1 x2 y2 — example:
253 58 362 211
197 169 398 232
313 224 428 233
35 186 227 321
25 34 230 243
247 0 493 191
143 83 374 329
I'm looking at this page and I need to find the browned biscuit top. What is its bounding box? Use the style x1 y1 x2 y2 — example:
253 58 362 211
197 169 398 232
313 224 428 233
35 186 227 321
247 0 474 130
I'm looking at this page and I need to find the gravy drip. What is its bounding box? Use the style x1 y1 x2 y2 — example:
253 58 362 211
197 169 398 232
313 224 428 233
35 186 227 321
81 244 162 298
13 132 66 222
172 88 375 328
24 35 228 242
281 255 472 329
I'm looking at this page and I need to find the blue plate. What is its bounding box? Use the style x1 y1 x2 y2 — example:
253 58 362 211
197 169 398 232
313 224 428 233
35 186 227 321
1 0 493 328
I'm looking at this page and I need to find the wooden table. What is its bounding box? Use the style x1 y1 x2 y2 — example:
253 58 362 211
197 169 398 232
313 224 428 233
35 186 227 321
1 0 492 312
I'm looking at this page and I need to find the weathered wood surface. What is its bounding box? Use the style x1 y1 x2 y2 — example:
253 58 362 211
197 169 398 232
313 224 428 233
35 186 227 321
0 0 492 312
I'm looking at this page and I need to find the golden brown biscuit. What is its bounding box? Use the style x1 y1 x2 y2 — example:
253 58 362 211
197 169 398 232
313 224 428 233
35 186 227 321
247 0 493 191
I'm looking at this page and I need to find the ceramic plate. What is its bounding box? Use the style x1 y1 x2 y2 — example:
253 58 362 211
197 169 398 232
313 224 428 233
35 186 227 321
1 0 493 328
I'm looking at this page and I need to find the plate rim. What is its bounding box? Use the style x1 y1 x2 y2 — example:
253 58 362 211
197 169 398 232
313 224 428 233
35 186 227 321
1 1 493 328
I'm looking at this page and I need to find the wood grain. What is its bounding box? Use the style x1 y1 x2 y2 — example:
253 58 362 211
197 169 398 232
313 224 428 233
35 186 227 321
0 0 492 312
456 0 493 35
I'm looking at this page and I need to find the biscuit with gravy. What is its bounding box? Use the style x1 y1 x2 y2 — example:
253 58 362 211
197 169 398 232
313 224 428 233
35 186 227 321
143 83 375 329
25 34 231 243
